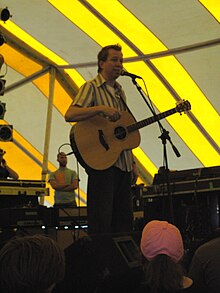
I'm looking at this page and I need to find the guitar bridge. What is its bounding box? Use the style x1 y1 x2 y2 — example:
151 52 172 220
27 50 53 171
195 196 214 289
98 130 109 151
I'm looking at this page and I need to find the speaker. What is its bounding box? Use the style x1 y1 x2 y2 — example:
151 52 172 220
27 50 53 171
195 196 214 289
54 232 142 293
144 192 220 248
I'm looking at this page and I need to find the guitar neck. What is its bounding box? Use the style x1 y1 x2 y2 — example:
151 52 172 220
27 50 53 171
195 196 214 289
127 107 177 133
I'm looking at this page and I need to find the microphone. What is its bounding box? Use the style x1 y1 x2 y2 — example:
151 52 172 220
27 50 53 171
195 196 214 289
120 69 142 79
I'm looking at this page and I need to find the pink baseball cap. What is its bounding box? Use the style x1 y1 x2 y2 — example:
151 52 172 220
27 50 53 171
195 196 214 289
140 220 184 262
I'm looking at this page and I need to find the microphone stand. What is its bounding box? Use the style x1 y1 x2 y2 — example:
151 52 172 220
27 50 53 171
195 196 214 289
130 77 181 224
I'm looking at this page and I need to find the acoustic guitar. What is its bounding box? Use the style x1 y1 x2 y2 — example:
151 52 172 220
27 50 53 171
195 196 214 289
70 100 191 170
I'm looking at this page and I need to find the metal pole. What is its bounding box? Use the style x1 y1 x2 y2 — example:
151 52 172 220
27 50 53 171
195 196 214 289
39 66 56 205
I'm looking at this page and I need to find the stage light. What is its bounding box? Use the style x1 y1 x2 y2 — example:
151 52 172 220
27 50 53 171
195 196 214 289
0 7 11 22
0 54 4 69
0 101 6 119
0 125 13 141
0 54 6 96
0 34 6 46
0 79 6 96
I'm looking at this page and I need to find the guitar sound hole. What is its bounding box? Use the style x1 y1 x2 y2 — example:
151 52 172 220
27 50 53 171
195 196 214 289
114 126 126 140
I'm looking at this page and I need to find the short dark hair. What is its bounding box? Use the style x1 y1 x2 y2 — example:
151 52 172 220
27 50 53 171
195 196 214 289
0 234 65 293
57 152 67 159
97 44 122 73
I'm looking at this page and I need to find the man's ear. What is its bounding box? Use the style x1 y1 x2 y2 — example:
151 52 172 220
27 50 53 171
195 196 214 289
99 60 104 70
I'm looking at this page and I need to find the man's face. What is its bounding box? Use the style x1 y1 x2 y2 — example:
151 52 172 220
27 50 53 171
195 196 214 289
100 49 123 80
58 154 67 167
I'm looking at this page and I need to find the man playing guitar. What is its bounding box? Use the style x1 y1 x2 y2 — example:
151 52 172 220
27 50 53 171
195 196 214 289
65 44 138 235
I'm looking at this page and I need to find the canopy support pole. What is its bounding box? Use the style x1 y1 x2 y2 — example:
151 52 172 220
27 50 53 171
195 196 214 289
40 66 56 205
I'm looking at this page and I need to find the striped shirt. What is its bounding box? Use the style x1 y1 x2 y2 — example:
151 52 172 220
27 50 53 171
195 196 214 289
71 73 133 172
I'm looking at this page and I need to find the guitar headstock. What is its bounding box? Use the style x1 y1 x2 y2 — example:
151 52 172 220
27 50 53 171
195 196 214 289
176 100 191 114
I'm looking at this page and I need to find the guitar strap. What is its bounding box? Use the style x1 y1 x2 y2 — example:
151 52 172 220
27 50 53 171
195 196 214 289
119 91 137 121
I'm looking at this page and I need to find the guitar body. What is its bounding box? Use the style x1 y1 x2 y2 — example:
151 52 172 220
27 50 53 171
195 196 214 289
70 111 141 170
69 100 191 170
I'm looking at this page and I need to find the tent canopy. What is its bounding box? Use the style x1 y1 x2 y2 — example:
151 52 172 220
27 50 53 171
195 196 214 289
0 0 219 206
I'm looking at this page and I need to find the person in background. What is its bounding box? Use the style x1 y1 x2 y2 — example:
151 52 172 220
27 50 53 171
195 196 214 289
0 148 19 179
65 44 138 234
133 220 207 293
188 229 220 293
49 151 79 207
0 234 65 293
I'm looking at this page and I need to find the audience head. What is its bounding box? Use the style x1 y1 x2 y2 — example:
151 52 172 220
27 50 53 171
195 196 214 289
141 220 184 263
0 234 65 293
140 220 185 292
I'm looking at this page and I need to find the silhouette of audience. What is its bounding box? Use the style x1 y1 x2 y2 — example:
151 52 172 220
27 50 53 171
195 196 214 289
188 230 220 293
0 234 65 293
2 221 215 293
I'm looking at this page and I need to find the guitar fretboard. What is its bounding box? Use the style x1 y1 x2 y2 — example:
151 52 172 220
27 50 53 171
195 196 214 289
127 107 177 133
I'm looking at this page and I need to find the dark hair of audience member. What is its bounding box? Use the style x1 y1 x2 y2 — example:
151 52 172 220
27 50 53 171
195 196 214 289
143 254 184 291
0 234 65 293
